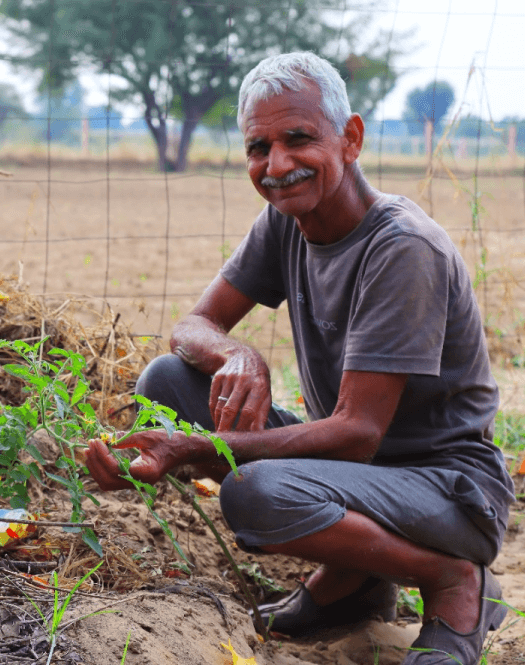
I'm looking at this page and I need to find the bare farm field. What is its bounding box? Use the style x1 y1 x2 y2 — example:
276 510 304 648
1 161 525 366
0 160 525 665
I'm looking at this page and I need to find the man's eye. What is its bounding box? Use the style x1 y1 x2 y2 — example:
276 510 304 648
288 134 310 145
247 143 269 156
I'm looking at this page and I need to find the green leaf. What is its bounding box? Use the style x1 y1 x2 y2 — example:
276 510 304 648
4 364 42 387
27 462 42 481
82 529 103 557
56 457 76 469
71 381 89 406
46 472 71 487
63 525 82 533
209 434 238 475
53 382 70 404
53 394 67 419
10 465 31 482
177 420 193 437
25 444 47 465
133 394 153 408
84 493 101 507
10 494 29 509
134 409 154 428
156 404 178 421
48 348 71 358
77 402 97 419
152 412 175 438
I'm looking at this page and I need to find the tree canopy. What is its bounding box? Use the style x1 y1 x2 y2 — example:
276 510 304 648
1 0 403 171
402 81 455 135
0 82 28 138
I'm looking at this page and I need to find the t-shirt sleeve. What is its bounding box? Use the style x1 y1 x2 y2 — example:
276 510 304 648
344 233 449 376
220 205 287 309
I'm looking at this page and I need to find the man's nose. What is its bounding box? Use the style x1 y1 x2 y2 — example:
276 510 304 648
266 143 294 177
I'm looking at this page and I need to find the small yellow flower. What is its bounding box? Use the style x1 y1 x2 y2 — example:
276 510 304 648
100 432 116 444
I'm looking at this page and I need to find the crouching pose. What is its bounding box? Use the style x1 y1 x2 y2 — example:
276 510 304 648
86 53 515 664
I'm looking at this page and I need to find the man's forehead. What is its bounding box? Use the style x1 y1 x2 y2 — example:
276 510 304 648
242 84 324 135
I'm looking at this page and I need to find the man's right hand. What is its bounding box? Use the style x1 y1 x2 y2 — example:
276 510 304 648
209 348 272 432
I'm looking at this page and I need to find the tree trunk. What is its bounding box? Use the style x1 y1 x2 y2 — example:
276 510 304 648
173 86 222 172
143 91 176 172
174 117 199 172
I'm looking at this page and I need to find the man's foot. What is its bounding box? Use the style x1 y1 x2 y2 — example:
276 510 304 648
420 560 481 633
250 577 397 637
402 566 507 664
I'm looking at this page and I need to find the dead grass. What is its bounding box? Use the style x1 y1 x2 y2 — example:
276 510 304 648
0 273 159 427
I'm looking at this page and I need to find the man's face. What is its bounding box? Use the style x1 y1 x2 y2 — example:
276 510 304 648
242 82 352 220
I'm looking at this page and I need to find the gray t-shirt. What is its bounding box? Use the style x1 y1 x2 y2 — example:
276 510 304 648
220 194 514 519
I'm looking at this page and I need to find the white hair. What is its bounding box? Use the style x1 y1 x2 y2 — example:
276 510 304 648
237 52 351 135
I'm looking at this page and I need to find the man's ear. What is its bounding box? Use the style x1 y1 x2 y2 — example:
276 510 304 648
342 113 365 164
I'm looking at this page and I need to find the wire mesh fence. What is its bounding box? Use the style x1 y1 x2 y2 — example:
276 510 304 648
0 0 524 383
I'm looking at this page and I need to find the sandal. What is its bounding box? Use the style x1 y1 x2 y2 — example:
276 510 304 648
250 576 397 637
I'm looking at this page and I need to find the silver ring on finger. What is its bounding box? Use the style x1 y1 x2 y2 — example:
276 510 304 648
217 396 228 402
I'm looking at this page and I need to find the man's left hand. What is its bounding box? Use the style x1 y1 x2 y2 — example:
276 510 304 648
209 349 272 432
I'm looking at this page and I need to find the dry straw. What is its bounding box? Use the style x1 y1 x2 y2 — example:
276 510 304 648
0 271 158 429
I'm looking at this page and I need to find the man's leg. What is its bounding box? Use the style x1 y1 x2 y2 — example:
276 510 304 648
262 510 481 633
220 457 505 653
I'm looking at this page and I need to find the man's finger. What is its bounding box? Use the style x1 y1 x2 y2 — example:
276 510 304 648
250 394 272 431
234 387 271 431
217 390 246 431
209 376 231 429
85 439 134 491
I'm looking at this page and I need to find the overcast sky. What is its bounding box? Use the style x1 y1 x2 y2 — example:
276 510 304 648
375 0 525 121
1 0 523 122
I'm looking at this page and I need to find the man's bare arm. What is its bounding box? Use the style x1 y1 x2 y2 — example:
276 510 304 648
186 368 408 464
86 369 407 490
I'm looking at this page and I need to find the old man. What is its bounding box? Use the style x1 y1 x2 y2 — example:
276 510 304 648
86 52 514 665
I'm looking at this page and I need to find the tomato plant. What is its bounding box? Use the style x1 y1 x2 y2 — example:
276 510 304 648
0 337 237 567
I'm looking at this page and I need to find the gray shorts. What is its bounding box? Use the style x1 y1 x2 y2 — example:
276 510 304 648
219 459 501 565
137 354 503 566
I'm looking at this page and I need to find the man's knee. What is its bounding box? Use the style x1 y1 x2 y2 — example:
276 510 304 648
220 460 289 533
136 354 188 401
220 459 335 538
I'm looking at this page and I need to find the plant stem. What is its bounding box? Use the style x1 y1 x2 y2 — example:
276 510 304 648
5 517 95 529
165 473 269 641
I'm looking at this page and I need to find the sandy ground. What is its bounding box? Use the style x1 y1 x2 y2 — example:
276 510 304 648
3 464 525 665
1 436 522 665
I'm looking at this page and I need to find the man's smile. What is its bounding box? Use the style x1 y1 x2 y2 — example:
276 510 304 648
261 168 316 189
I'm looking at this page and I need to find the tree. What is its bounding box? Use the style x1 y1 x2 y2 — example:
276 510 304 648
454 115 490 139
35 81 84 144
1 0 402 171
87 106 123 131
0 83 28 138
402 81 455 136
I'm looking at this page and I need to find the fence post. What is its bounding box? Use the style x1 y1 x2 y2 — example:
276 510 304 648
82 118 90 157
424 120 433 158
456 138 467 159
508 124 517 159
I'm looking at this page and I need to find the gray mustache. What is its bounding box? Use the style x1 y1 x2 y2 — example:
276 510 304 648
261 168 315 189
